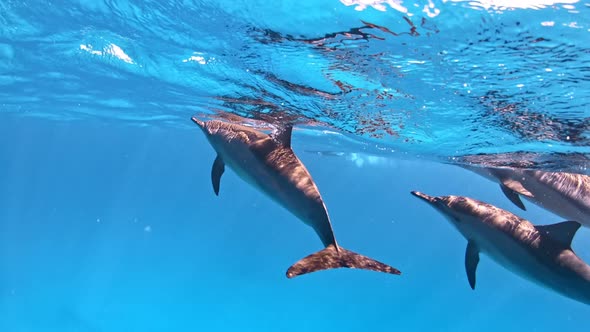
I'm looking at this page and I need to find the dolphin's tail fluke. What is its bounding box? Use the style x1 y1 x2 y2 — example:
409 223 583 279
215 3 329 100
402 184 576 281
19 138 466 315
286 244 401 278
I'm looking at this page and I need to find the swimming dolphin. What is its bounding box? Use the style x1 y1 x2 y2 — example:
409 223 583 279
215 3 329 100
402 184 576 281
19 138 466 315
462 165 590 227
411 191 590 305
191 116 400 278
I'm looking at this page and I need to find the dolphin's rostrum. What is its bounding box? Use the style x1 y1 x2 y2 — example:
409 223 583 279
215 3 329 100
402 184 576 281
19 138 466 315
192 116 400 278
411 191 590 305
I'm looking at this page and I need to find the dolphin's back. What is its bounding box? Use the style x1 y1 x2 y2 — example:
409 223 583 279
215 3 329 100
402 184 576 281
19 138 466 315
464 165 590 225
533 171 590 199
529 171 590 218
442 196 541 250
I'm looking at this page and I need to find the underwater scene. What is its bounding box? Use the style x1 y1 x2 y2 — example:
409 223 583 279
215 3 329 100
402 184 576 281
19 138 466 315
1 0 589 331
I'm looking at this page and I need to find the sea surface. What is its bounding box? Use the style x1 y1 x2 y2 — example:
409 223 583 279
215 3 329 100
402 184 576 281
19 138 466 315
1 1 589 331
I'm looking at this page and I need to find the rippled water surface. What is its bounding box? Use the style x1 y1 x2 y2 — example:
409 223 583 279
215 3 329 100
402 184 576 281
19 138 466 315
1 0 589 170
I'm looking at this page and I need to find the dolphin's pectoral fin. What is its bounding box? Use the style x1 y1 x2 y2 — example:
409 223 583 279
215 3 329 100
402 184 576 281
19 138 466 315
211 155 225 196
500 179 534 198
270 124 293 148
285 244 401 278
536 221 581 247
465 241 480 290
500 184 527 210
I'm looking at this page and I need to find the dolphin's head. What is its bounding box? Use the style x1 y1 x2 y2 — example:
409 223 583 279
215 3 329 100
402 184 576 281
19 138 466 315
191 116 225 136
411 191 477 234
191 116 209 134
411 191 453 217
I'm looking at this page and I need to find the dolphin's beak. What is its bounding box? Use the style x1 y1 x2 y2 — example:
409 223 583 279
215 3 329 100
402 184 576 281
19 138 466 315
191 116 205 128
411 191 437 204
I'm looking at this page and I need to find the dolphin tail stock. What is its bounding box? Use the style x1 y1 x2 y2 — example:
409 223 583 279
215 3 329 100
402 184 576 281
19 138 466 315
285 244 401 278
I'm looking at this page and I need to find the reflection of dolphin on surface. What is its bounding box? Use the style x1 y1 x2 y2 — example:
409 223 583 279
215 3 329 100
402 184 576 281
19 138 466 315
306 150 395 168
462 165 590 227
411 191 590 305
191 116 401 278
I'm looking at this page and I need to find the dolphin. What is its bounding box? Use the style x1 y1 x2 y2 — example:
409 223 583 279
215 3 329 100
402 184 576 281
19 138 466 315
462 165 590 228
411 191 590 305
191 116 400 278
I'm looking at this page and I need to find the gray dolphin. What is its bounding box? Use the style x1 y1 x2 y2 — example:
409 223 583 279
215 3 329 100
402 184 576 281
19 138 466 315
411 191 590 305
462 165 590 227
191 116 401 278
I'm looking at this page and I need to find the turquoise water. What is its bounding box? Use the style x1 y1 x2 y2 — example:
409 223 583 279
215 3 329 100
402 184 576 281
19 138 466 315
1 1 590 331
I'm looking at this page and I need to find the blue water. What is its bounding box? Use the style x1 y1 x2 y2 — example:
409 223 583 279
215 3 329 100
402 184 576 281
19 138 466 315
1 1 590 331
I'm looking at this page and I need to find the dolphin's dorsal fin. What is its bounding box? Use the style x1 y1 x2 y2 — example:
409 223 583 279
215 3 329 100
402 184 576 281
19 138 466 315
499 184 527 211
270 125 293 148
536 221 581 247
500 178 534 198
211 154 225 196
465 241 480 290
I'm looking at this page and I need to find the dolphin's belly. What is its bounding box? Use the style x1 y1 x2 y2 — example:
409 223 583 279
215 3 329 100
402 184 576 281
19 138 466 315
476 226 590 304
478 230 552 281
218 141 303 204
